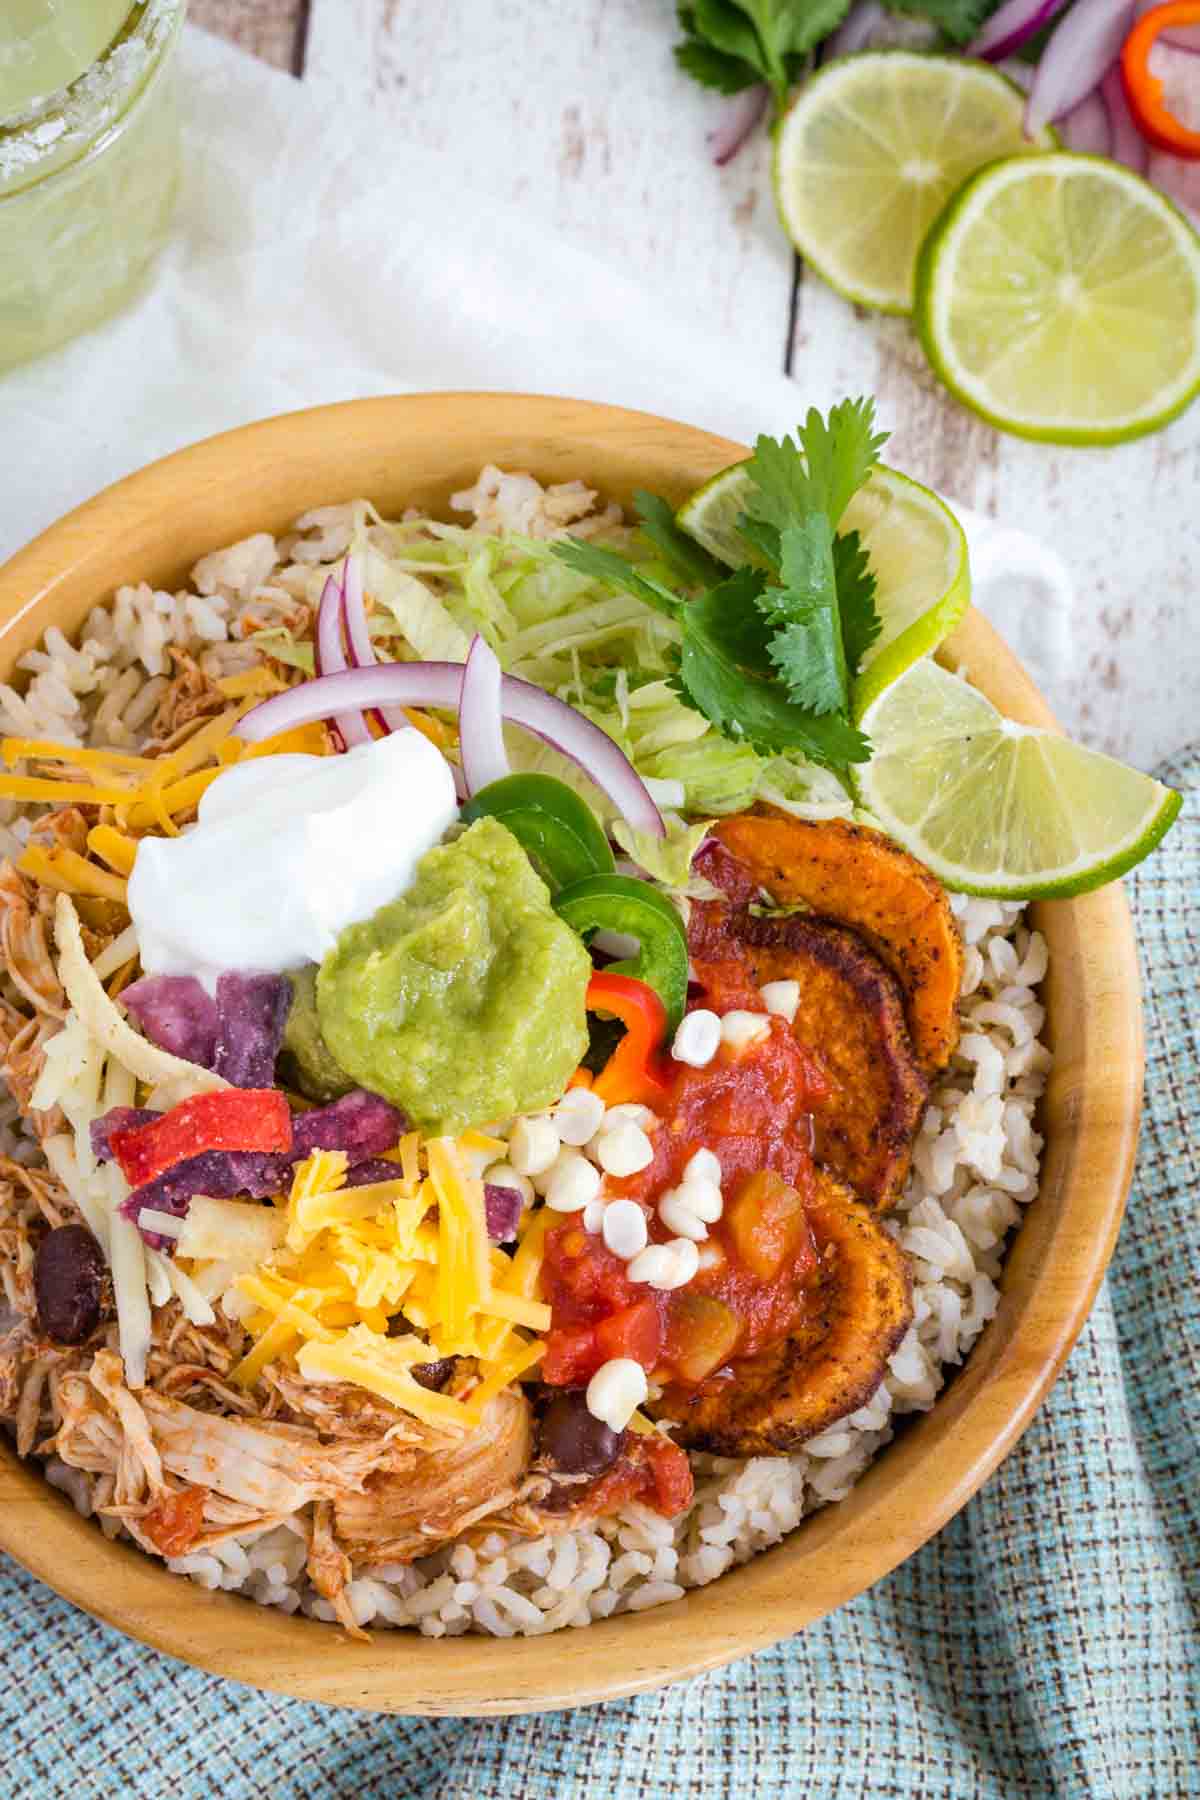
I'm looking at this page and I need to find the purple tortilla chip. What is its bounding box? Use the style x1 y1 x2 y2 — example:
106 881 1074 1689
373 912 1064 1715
123 1148 287 1249
343 1157 406 1188
91 1107 160 1164
121 976 218 1067
292 1090 406 1160
484 1183 524 1244
214 972 292 1088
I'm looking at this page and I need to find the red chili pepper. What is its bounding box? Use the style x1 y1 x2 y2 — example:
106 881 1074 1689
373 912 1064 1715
109 1088 293 1188
1122 3 1200 159
584 971 672 1107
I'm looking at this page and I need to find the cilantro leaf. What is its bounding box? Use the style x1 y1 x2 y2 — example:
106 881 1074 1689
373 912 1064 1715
634 490 727 589
552 539 682 623
758 517 847 716
550 397 888 778
734 511 782 572
742 398 889 533
730 0 855 79
674 613 869 768
690 0 769 71
674 0 854 113
833 528 882 677
881 0 992 43
673 34 763 93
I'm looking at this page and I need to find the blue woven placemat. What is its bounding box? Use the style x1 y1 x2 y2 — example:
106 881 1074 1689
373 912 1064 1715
2 750 1196 1800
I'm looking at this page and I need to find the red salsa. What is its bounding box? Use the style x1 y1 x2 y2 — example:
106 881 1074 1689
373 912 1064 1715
541 897 830 1418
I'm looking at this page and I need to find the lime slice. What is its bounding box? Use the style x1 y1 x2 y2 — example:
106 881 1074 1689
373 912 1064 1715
854 657 1182 897
773 53 1053 314
915 151 1200 445
676 462 969 709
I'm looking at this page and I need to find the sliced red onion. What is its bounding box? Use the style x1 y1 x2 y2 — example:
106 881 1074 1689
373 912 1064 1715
1101 65 1150 171
1059 88 1114 153
341 553 408 734
707 84 768 166
236 664 666 839
459 634 510 796
827 0 888 55
315 570 370 749
996 56 1036 92
969 0 1070 59
1025 0 1135 132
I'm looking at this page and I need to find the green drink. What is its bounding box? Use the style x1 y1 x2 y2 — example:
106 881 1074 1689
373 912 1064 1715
0 0 186 370
0 0 132 119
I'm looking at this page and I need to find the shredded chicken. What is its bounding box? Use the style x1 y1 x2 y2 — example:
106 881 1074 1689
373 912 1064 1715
333 1388 533 1564
0 861 66 1020
263 1368 442 1449
148 648 228 743
308 1500 361 1638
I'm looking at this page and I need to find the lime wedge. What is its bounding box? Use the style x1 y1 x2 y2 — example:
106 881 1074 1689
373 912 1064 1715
676 462 969 710
773 53 1053 314
915 151 1200 445
853 657 1182 897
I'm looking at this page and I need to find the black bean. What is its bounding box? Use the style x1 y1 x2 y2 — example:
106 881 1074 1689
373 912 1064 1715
539 1389 624 1475
410 1355 456 1392
35 1225 106 1346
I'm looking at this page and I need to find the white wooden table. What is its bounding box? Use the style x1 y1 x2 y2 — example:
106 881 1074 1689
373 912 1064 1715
194 0 1199 770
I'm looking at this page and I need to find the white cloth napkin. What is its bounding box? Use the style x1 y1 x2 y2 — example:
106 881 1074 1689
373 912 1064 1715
0 25 1072 690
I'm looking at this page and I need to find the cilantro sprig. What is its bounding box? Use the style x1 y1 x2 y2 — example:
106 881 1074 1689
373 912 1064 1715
673 0 997 114
552 398 888 782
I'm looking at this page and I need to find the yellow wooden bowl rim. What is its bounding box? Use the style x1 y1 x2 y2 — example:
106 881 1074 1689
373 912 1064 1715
0 394 1142 1715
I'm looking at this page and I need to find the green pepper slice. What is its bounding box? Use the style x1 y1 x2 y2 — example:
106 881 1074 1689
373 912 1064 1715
461 774 615 893
554 872 689 1033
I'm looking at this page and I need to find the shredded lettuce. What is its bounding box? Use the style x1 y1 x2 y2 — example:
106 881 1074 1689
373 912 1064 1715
249 626 314 674
613 816 715 895
362 544 471 663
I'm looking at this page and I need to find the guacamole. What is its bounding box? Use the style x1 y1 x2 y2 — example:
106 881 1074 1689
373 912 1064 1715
278 965 354 1103
316 816 591 1135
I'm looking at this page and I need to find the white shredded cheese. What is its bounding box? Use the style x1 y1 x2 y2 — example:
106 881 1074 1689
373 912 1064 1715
53 893 227 1097
108 1213 152 1389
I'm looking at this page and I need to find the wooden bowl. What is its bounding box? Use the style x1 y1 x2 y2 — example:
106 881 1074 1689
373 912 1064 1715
0 394 1142 1715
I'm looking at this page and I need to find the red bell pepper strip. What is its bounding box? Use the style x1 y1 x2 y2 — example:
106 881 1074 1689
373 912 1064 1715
1122 3 1200 159
109 1088 293 1188
584 971 672 1107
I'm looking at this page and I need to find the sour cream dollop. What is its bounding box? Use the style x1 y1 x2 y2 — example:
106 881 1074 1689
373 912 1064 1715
128 730 458 991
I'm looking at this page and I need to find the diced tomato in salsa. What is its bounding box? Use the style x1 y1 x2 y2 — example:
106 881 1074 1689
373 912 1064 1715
141 1484 207 1557
575 1432 694 1521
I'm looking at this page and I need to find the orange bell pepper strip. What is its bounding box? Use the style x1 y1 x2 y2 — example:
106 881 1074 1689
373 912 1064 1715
584 971 672 1107
1122 3 1200 159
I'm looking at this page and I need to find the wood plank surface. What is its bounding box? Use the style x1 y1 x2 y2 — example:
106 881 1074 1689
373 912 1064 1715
190 0 305 73
195 0 1200 770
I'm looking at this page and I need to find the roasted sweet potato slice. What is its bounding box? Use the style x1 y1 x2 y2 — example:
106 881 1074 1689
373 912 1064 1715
737 911 928 1211
712 812 963 1072
659 1167 913 1457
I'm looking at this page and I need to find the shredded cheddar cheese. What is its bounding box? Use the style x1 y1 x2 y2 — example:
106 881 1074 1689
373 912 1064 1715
209 1138 555 1431
17 844 128 904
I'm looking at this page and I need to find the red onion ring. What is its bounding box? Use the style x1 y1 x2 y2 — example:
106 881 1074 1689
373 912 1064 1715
314 571 369 749
1025 0 1136 132
1059 87 1114 152
827 0 888 56
969 0 1070 61
341 552 408 734
1101 64 1150 170
458 634 510 796
235 663 666 838
707 84 769 166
